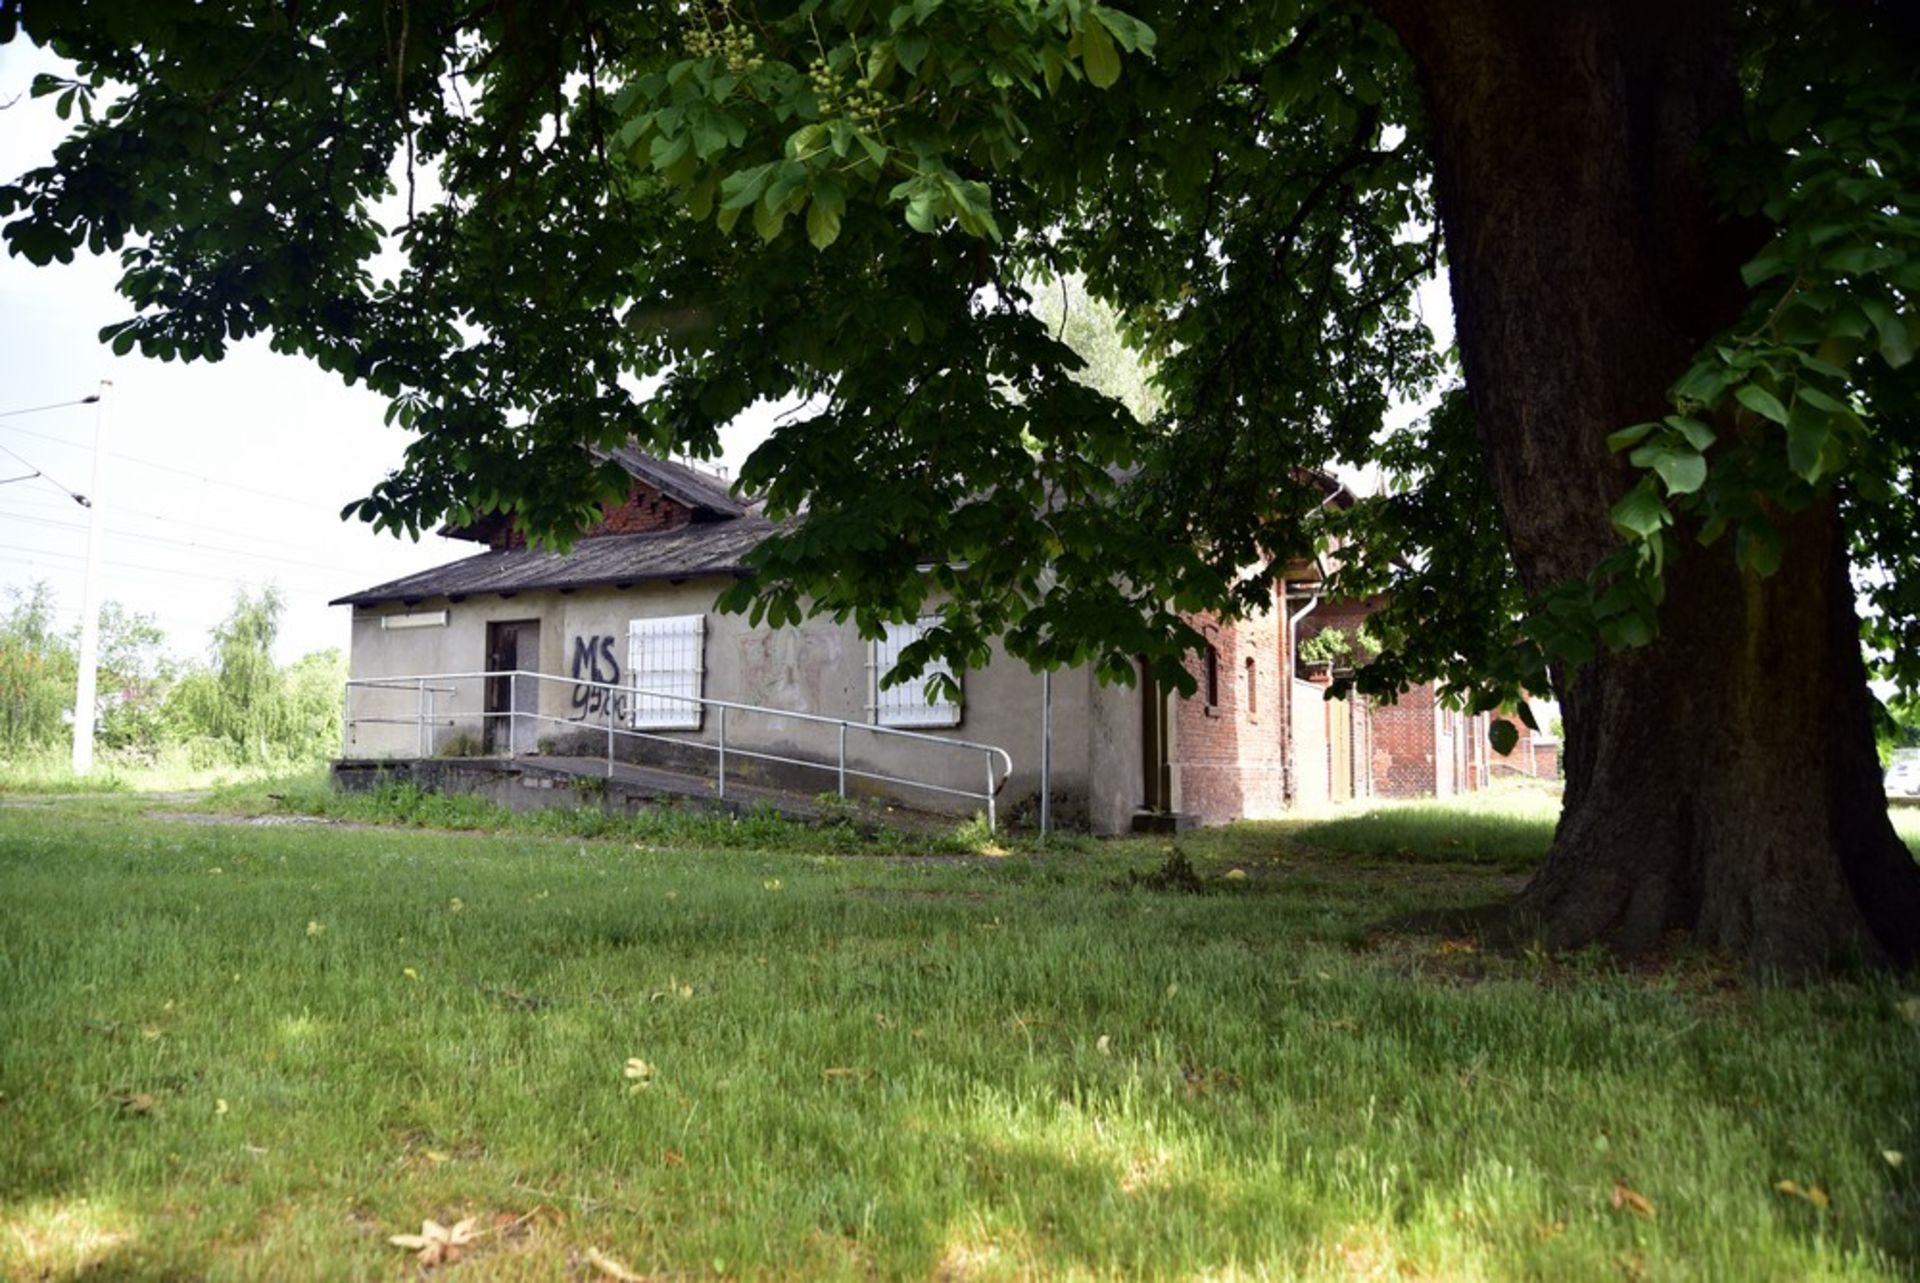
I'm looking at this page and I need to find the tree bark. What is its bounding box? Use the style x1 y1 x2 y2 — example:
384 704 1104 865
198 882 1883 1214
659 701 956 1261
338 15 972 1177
1373 0 1920 970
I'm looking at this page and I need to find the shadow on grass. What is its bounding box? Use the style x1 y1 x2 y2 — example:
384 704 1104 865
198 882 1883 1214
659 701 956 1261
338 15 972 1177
1294 804 1553 874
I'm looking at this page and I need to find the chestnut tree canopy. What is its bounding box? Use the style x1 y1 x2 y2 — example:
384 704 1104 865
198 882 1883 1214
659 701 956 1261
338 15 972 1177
4 0 1917 969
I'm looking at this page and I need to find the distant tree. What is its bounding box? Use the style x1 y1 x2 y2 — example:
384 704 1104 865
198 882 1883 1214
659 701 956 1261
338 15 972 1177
163 590 345 765
0 581 75 756
92 601 174 751
282 648 347 762
1031 274 1161 425
168 587 289 764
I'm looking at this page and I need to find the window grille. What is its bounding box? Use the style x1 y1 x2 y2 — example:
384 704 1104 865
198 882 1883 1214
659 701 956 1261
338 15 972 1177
627 614 705 730
871 619 963 728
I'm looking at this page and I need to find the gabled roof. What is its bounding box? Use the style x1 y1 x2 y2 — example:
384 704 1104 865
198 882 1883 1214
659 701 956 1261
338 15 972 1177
332 516 773 608
600 445 750 519
440 446 750 544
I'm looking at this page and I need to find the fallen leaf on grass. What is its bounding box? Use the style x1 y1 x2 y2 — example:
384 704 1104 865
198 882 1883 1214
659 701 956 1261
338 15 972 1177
1775 1179 1831 1209
305 920 325 938
1223 868 1248 881
586 1246 648 1280
623 1058 655 1089
1884 1150 1905 1168
1436 937 1478 956
113 1092 158 1117
1610 1182 1656 1218
822 1066 875 1081
214 1098 228 1117
403 967 420 981
661 1148 686 1167
389 1217 479 1267
1095 1035 1112 1056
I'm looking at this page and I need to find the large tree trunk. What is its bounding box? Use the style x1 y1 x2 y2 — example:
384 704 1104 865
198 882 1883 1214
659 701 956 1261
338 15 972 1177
1373 0 1920 970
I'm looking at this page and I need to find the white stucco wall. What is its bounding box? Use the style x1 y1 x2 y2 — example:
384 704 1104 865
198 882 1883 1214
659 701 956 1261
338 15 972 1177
343 579 1143 832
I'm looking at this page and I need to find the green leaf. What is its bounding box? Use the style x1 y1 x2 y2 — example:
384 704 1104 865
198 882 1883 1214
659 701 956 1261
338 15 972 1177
1736 517 1783 578
744 197 783 242
1080 13 1122 89
1734 383 1789 426
718 163 773 211
1612 611 1654 648
1651 448 1707 496
1488 719 1518 756
1670 362 1728 409
806 181 845 249
1858 298 1913 369
1664 416 1716 452
1741 252 1789 288
1823 244 1900 276
1795 384 1851 414
1607 422 1656 452
1785 399 1833 482
1610 481 1667 540
896 32 931 74
903 187 944 234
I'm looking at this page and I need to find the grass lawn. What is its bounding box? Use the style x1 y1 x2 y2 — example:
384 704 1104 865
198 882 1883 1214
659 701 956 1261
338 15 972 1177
1 782 1916 1280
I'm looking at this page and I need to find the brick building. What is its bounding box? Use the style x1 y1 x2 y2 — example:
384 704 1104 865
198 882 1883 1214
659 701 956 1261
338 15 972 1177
1489 712 1561 781
335 446 1500 832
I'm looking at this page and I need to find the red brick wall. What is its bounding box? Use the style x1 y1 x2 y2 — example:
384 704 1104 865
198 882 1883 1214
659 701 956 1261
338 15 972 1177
1489 714 1561 780
493 482 692 549
1370 683 1438 798
589 483 695 537
1170 610 1288 823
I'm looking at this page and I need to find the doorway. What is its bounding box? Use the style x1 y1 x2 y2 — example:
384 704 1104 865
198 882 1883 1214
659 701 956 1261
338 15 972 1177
484 619 543 755
1138 658 1171 812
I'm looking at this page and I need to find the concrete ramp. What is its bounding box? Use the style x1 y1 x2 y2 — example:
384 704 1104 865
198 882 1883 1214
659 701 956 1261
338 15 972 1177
331 755 945 829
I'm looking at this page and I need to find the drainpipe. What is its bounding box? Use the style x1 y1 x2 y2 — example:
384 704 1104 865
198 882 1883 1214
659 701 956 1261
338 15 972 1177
1040 668 1052 842
1037 560 1058 843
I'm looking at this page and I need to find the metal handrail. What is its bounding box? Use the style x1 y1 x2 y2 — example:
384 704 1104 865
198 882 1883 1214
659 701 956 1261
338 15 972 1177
343 668 1015 831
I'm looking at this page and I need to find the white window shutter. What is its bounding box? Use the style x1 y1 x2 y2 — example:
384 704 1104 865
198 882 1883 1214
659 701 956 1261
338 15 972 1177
628 614 705 730
872 619 962 728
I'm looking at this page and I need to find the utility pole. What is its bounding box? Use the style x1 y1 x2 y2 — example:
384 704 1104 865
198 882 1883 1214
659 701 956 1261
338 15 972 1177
71 380 111 776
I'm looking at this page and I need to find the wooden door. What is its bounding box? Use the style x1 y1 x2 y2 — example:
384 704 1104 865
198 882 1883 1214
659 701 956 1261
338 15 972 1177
1329 694 1353 802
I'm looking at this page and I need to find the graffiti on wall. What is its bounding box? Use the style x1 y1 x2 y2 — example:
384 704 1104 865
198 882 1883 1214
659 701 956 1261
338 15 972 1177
569 635 630 722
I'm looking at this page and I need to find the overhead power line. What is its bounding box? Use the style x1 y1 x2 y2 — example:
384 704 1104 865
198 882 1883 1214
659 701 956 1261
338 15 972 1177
2 418 335 508
0 394 100 419
0 507 375 576
0 540 345 592
0 440 89 506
